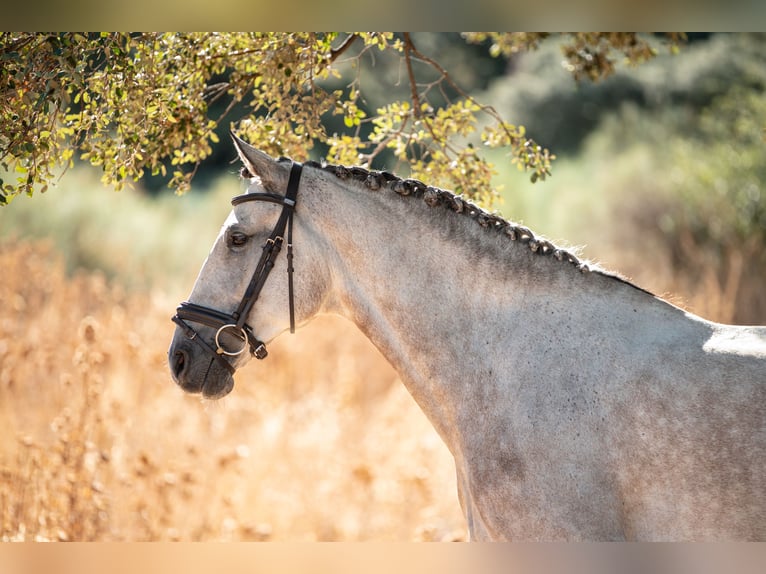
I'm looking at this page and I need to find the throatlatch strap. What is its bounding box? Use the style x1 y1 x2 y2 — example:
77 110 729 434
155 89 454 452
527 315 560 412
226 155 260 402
285 161 301 334
287 214 295 333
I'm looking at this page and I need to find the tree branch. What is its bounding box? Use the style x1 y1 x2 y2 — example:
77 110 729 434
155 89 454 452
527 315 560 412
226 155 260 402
329 33 358 64
402 33 421 119
405 40 535 155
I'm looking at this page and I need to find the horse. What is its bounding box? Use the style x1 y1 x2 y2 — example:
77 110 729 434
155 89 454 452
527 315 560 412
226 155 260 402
168 134 766 541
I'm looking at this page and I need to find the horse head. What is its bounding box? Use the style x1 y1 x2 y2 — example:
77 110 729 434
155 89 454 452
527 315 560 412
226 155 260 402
168 135 328 398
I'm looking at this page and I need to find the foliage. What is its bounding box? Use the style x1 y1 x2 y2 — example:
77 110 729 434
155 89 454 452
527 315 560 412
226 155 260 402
662 89 766 245
575 78 766 324
1 32 682 206
481 33 766 156
464 32 685 82
589 87 766 248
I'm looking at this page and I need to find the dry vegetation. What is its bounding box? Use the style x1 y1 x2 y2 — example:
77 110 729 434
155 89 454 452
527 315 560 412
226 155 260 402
0 239 465 541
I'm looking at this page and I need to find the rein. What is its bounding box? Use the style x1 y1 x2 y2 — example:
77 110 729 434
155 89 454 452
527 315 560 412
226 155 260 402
172 161 303 374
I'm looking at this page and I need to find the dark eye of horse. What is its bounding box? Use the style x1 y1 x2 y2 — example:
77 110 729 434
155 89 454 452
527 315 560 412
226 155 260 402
229 231 249 248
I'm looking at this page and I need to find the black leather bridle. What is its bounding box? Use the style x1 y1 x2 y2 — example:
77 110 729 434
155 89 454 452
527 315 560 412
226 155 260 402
172 161 303 374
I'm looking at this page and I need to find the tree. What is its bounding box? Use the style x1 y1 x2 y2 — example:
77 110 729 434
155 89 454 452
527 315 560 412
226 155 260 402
0 32 684 206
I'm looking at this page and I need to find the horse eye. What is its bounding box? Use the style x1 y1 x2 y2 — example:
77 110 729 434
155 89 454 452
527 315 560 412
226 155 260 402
228 231 249 248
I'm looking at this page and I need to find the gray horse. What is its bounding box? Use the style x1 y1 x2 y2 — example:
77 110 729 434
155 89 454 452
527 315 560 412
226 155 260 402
169 135 765 541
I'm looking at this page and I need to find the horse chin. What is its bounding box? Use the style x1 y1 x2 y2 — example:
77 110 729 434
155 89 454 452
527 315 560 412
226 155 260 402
201 368 235 400
176 355 235 399
202 376 234 399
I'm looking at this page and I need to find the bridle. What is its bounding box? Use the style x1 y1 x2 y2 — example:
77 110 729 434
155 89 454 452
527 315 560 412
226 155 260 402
172 161 302 375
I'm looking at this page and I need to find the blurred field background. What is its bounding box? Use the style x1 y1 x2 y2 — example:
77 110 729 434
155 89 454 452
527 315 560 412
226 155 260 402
1 33 765 541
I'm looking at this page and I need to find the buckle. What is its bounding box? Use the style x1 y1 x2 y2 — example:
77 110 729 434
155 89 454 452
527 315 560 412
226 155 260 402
253 343 268 360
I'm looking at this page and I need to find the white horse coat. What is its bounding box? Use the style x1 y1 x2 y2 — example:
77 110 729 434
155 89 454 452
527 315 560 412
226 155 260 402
169 138 766 540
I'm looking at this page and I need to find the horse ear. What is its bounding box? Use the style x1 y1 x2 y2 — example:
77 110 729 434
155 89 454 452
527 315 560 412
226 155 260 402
230 131 288 191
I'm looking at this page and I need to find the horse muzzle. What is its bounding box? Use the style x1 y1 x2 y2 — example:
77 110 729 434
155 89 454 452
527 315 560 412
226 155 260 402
169 325 236 400
168 302 270 399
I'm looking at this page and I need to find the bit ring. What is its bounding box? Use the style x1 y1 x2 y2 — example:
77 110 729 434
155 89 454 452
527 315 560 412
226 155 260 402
214 324 249 356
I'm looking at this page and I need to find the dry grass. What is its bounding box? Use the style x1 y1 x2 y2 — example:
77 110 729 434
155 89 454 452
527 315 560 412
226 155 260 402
0 239 464 541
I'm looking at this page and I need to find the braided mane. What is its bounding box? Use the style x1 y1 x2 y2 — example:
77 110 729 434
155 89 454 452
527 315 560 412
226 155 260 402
300 159 593 273
243 157 649 292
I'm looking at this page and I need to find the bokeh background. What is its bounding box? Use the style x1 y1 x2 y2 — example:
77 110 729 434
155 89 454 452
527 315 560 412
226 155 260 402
1 33 765 541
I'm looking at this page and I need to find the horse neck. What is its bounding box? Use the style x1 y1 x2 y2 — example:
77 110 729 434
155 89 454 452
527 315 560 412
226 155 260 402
303 172 622 442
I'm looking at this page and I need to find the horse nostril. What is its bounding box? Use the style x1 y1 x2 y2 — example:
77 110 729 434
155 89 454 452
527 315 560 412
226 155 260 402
172 350 187 379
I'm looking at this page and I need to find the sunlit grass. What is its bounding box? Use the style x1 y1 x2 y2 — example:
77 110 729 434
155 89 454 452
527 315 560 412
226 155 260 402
0 239 464 541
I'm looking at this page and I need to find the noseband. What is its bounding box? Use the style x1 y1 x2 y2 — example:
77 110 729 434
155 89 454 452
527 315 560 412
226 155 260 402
172 161 302 374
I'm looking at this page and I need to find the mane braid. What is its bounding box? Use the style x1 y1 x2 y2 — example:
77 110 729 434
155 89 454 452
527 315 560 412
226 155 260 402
243 158 650 294
307 160 593 274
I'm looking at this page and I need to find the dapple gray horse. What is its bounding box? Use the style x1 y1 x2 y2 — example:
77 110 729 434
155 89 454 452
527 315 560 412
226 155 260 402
169 135 765 541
